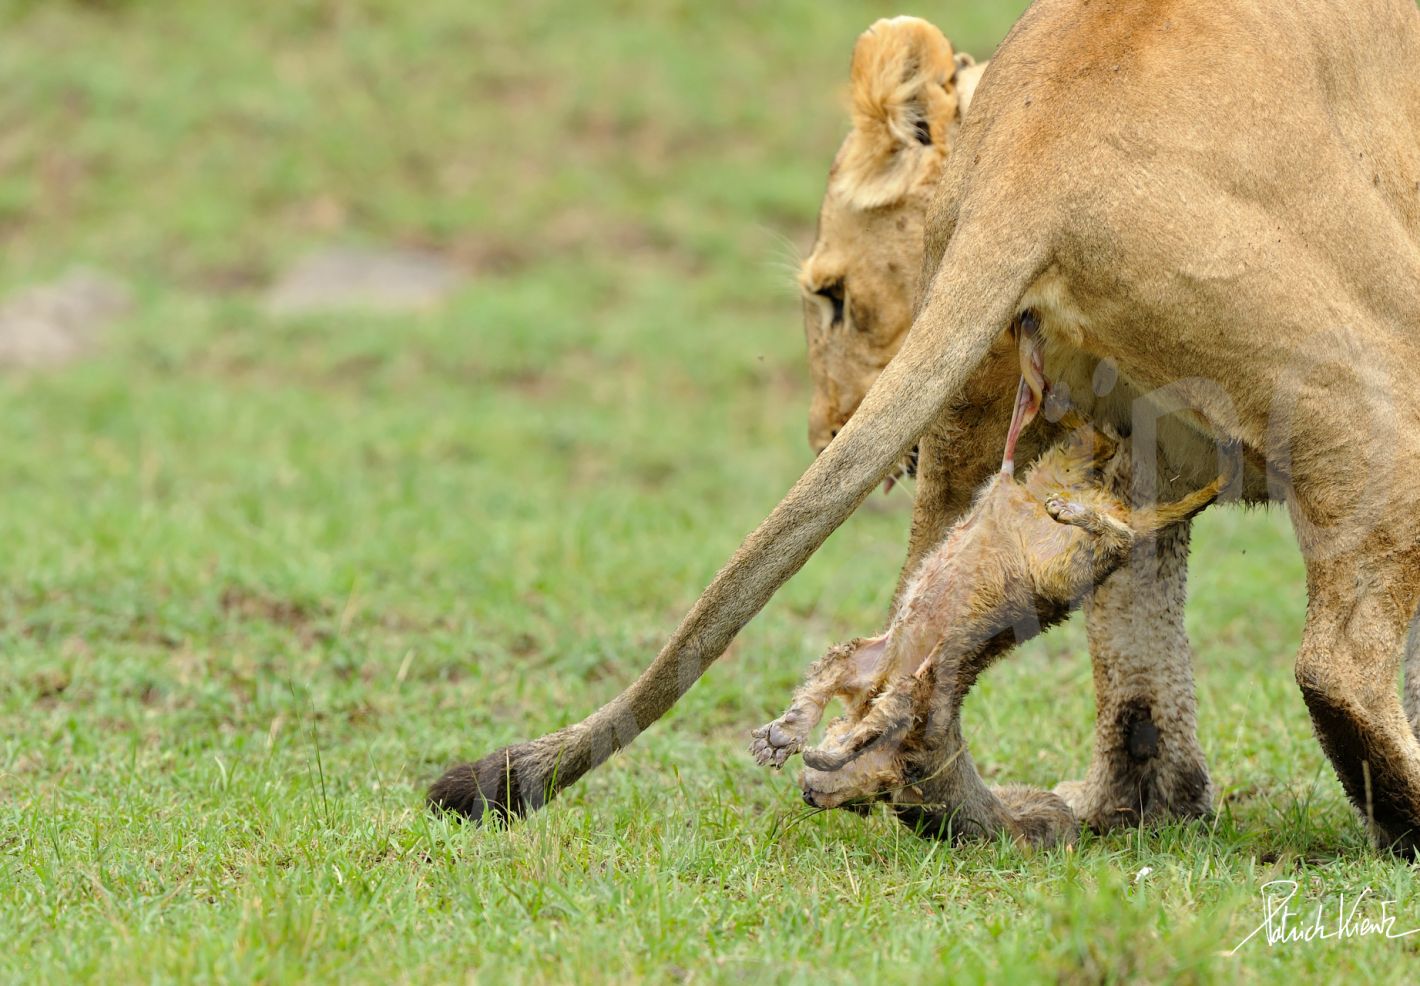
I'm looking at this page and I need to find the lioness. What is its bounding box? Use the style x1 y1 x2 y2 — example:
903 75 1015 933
800 16 1220 833
797 13 1420 836
431 0 1420 856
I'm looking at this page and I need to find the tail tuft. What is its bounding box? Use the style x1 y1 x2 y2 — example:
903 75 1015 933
427 743 547 823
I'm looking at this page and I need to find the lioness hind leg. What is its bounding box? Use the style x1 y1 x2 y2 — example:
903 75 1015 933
750 636 886 768
1295 544 1420 857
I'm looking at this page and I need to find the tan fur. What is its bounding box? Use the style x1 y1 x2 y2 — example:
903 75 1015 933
802 22 1227 831
751 420 1232 845
953 59 988 117
798 15 1418 834
839 17 960 209
801 18 978 463
429 0 1420 856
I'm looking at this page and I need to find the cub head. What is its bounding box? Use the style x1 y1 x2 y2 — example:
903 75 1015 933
800 17 978 466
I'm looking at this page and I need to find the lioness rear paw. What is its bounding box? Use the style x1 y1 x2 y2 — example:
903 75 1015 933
1051 779 1089 815
995 784 1080 848
749 711 811 768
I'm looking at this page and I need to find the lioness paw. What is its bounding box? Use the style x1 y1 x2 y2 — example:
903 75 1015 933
995 784 1081 848
1051 779 1090 815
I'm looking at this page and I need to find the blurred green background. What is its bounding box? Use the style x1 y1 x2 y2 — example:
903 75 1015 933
0 1 1411 983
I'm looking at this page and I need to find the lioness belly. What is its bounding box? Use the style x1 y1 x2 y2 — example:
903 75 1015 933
1022 280 1267 504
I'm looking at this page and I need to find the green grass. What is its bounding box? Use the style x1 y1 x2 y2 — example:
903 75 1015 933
1 1 1417 982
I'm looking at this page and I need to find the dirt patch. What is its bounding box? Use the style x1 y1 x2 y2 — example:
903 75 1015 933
0 269 131 369
264 246 464 316
219 586 325 634
444 212 706 278
29 668 71 705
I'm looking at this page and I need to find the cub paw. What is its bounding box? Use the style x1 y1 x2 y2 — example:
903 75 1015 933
749 710 811 769
800 742 853 772
1044 494 1088 526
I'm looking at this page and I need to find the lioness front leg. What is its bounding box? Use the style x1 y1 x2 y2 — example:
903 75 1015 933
891 697 1079 848
893 371 1042 607
796 659 1080 846
750 636 886 768
1058 522 1212 828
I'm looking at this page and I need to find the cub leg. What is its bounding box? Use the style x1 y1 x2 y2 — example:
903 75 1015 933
800 742 907 812
750 636 886 768
800 671 919 772
804 562 1038 773
1043 494 1136 556
896 430 995 605
1126 456 1237 536
799 569 964 772
804 525 1011 772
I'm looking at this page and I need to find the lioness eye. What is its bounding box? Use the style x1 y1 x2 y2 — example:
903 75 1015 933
815 280 845 326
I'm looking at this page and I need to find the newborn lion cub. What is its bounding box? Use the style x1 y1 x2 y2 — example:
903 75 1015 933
751 410 1234 843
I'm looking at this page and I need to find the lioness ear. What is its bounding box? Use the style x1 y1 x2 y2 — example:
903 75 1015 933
836 17 958 209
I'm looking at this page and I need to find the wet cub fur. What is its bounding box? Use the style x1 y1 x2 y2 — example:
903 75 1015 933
752 414 1235 845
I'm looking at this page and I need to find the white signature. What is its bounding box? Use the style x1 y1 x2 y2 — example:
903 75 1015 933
1231 879 1420 952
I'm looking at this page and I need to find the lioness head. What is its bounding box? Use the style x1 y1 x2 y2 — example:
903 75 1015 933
799 18 981 469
